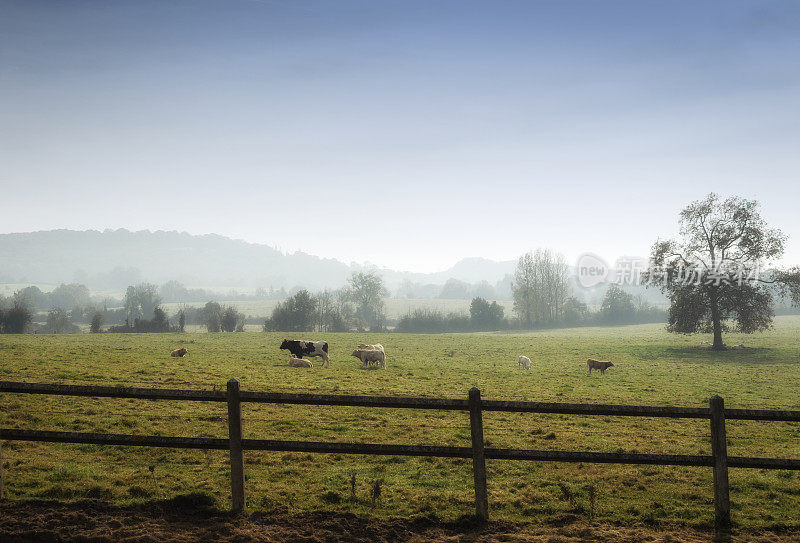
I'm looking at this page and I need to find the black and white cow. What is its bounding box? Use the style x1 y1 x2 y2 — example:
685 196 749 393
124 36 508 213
280 339 330 367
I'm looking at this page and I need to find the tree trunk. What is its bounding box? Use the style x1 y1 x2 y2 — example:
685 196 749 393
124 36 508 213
710 290 725 350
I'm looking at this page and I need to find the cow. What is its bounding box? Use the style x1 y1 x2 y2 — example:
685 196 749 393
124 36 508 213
280 339 330 367
357 343 384 352
518 355 531 370
587 358 614 374
352 348 386 369
170 347 188 357
288 357 313 368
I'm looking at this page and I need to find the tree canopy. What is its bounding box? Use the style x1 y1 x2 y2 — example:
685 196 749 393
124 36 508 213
263 290 318 332
469 297 505 330
512 249 570 328
645 193 800 349
347 272 388 331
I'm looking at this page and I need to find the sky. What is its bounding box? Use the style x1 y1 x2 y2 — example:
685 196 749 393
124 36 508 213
1 0 799 273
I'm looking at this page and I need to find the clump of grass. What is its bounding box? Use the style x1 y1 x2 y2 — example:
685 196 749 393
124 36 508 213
37 484 78 500
45 464 95 483
558 482 575 508
321 490 341 504
84 485 113 499
160 491 216 509
128 485 150 499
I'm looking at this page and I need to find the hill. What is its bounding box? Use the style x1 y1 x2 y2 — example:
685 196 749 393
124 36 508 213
0 229 516 292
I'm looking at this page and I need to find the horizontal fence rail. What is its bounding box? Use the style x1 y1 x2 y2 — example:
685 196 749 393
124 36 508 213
1 380 799 529
4 428 800 469
4 381 800 420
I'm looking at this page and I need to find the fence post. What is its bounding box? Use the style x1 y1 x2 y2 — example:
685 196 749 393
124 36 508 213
468 387 489 522
0 440 4 500
709 395 730 530
227 379 245 512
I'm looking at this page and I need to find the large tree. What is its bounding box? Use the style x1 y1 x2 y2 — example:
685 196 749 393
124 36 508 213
645 193 800 350
199 301 222 332
45 307 77 334
600 285 636 325
347 272 388 331
124 283 162 321
263 289 318 332
314 289 352 333
511 249 570 328
220 305 245 332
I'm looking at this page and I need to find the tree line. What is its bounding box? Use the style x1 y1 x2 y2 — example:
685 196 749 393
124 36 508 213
395 284 665 333
3 194 799 344
0 283 247 334
263 272 389 333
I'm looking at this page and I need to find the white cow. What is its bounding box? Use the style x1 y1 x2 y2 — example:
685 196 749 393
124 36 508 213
353 348 386 369
518 355 531 370
288 357 313 368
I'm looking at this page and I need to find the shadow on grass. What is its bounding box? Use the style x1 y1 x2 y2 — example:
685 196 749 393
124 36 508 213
2 496 799 542
660 346 783 364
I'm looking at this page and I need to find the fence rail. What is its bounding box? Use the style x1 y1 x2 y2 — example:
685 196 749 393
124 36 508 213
1 380 799 530
4 381 800 420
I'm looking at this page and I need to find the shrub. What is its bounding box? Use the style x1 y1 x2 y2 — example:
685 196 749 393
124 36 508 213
0 304 33 334
90 311 103 333
395 309 472 333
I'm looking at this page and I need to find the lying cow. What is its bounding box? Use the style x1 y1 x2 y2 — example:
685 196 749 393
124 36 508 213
518 355 531 370
170 347 188 357
587 358 614 374
280 339 330 367
288 357 313 368
352 348 386 369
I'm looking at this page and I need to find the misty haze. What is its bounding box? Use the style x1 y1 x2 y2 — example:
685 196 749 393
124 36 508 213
1 2 799 542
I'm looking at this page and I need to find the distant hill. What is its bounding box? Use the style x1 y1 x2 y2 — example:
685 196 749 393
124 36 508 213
0 229 517 292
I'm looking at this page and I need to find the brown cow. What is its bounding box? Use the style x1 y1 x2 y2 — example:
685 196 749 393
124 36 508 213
171 347 188 357
587 358 614 374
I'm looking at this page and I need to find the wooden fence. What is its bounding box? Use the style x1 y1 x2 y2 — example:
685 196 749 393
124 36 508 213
1 379 799 530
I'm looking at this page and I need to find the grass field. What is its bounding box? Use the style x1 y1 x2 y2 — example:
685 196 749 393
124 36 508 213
1 318 799 531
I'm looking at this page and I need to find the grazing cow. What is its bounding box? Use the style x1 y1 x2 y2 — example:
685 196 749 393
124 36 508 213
170 347 188 357
288 357 313 368
352 348 386 369
357 343 384 352
587 358 614 374
280 339 330 367
518 355 531 370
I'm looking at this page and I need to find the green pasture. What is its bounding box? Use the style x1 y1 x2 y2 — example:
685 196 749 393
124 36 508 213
1 317 799 529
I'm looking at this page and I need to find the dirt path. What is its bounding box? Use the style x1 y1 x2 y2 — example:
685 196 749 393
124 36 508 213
1 498 797 542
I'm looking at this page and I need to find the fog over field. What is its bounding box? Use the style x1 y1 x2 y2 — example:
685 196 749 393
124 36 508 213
3 2 800 539
2 2 800 273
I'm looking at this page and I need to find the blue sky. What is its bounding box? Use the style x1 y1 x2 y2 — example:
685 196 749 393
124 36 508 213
1 1 799 272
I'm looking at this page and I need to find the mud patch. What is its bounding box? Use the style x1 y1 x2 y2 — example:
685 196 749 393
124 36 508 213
0 498 794 542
